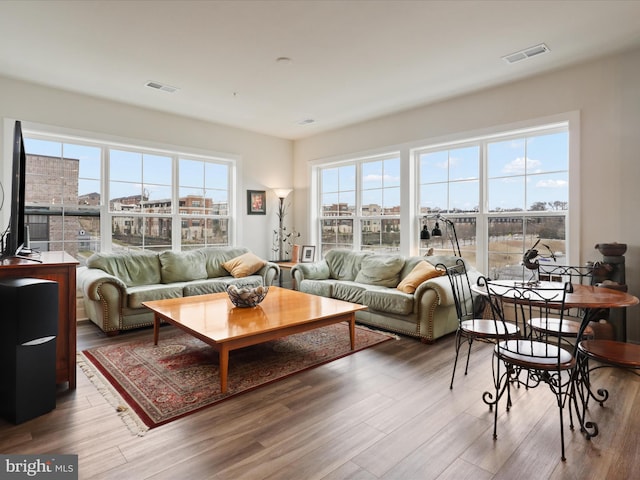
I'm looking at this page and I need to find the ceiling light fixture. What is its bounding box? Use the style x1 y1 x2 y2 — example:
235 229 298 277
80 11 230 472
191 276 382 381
502 43 550 64
144 81 180 93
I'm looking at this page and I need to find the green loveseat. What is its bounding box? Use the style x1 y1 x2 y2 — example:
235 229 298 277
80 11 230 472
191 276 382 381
78 247 278 334
291 249 481 343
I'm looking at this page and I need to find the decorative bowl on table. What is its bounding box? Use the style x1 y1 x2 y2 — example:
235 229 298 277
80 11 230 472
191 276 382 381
226 284 269 308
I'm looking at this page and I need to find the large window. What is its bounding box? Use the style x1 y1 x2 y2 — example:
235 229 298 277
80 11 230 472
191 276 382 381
315 118 573 281
417 124 569 279
22 128 234 265
319 154 401 256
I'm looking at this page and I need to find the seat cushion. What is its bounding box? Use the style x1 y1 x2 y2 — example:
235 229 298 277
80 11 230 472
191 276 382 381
127 283 186 308
362 287 414 315
332 281 367 304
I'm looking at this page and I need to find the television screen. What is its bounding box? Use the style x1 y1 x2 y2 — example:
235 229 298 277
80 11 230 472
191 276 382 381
2 120 27 258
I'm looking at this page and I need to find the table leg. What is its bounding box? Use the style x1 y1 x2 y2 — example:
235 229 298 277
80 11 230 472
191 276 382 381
219 344 229 394
153 314 160 345
349 315 355 350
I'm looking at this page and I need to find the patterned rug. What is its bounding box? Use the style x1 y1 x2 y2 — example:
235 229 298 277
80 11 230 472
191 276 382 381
79 323 393 434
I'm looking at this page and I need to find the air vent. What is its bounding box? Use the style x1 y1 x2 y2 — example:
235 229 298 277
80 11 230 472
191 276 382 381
502 43 550 64
144 81 179 93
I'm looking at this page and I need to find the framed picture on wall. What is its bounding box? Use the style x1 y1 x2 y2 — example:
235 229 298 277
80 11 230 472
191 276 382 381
301 245 316 263
247 190 266 215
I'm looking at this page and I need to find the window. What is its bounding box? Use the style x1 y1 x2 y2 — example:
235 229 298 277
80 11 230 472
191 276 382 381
417 124 569 279
318 154 401 256
21 128 234 265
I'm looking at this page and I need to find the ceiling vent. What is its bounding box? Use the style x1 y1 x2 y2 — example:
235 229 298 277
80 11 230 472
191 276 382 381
502 44 550 64
144 81 179 93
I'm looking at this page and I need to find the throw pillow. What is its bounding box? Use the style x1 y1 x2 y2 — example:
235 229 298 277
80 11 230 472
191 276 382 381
222 252 266 278
354 255 405 287
397 260 444 294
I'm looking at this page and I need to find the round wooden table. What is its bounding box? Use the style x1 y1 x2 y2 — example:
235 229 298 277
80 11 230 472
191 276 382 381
471 279 639 439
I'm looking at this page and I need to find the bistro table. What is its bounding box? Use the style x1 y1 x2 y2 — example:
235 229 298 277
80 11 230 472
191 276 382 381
471 279 639 438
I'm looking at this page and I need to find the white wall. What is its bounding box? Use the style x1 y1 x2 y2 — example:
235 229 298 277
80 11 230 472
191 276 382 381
294 47 640 342
0 76 293 259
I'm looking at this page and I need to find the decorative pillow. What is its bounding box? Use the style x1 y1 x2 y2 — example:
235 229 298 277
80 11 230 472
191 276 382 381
222 252 266 278
354 255 405 287
397 260 445 294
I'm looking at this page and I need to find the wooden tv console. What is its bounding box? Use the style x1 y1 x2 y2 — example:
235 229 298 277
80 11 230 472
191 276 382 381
0 251 79 389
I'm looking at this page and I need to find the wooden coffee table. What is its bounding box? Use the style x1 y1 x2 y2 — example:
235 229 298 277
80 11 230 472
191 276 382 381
142 286 367 393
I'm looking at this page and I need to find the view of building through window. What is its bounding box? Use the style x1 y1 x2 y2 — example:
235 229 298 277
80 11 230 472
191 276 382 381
317 123 569 279
319 156 401 256
22 133 233 265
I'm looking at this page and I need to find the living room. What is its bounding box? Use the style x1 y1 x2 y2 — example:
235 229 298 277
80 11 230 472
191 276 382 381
1 1 640 478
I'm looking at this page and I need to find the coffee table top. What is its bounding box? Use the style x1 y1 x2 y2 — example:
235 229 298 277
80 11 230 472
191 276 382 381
143 286 367 342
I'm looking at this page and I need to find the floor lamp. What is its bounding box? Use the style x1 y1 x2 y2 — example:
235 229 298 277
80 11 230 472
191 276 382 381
425 213 461 257
273 188 293 261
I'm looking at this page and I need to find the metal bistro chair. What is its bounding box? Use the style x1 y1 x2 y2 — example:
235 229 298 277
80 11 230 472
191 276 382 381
440 259 519 390
529 264 597 345
481 278 575 461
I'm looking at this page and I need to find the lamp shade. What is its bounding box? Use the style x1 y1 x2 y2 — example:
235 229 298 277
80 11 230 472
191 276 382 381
273 188 293 199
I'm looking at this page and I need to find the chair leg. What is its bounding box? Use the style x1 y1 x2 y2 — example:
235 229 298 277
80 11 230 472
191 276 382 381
463 337 474 375
557 380 567 462
450 330 463 389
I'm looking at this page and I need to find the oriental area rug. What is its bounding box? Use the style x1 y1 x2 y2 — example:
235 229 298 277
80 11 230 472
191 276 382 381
79 323 394 435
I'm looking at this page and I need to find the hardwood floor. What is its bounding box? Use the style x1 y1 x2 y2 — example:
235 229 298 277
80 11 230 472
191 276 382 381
1 321 638 479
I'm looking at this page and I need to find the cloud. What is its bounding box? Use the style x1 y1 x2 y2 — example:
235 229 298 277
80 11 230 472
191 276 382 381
536 178 567 188
363 173 401 183
502 157 542 175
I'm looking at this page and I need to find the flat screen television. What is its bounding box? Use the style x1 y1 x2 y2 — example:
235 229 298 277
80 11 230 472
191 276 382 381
2 120 27 258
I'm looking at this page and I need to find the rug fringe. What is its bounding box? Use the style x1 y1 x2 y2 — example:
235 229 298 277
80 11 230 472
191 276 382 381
354 323 401 340
77 352 149 436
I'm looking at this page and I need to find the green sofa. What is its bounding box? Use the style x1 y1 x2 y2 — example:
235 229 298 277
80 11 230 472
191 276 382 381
291 249 481 343
78 247 279 334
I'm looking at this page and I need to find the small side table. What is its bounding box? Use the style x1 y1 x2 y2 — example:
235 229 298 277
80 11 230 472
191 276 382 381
275 261 298 288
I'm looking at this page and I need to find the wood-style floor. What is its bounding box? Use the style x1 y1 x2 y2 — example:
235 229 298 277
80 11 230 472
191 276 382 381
1 321 638 479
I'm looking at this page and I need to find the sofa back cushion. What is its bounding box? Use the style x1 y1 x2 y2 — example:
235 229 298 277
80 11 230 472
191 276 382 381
87 251 161 287
325 249 372 281
159 250 208 283
354 254 405 287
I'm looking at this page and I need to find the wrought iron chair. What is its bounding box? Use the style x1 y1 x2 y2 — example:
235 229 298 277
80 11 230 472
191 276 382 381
440 259 519 389
529 264 597 344
573 339 640 439
480 278 576 461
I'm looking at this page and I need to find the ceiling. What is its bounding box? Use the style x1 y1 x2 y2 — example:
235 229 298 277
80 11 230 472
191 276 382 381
1 1 640 140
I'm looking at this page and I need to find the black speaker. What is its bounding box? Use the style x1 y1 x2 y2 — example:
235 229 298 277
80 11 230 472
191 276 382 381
0 277 58 424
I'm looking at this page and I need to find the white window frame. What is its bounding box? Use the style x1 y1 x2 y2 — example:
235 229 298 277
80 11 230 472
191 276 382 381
310 111 580 270
13 121 239 254
315 151 401 254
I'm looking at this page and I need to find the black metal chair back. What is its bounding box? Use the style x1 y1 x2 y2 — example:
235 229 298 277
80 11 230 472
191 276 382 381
440 258 475 324
533 264 602 342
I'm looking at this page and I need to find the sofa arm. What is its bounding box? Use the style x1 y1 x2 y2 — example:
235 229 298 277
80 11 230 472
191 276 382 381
291 260 330 290
258 262 280 286
415 275 456 306
77 266 128 333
